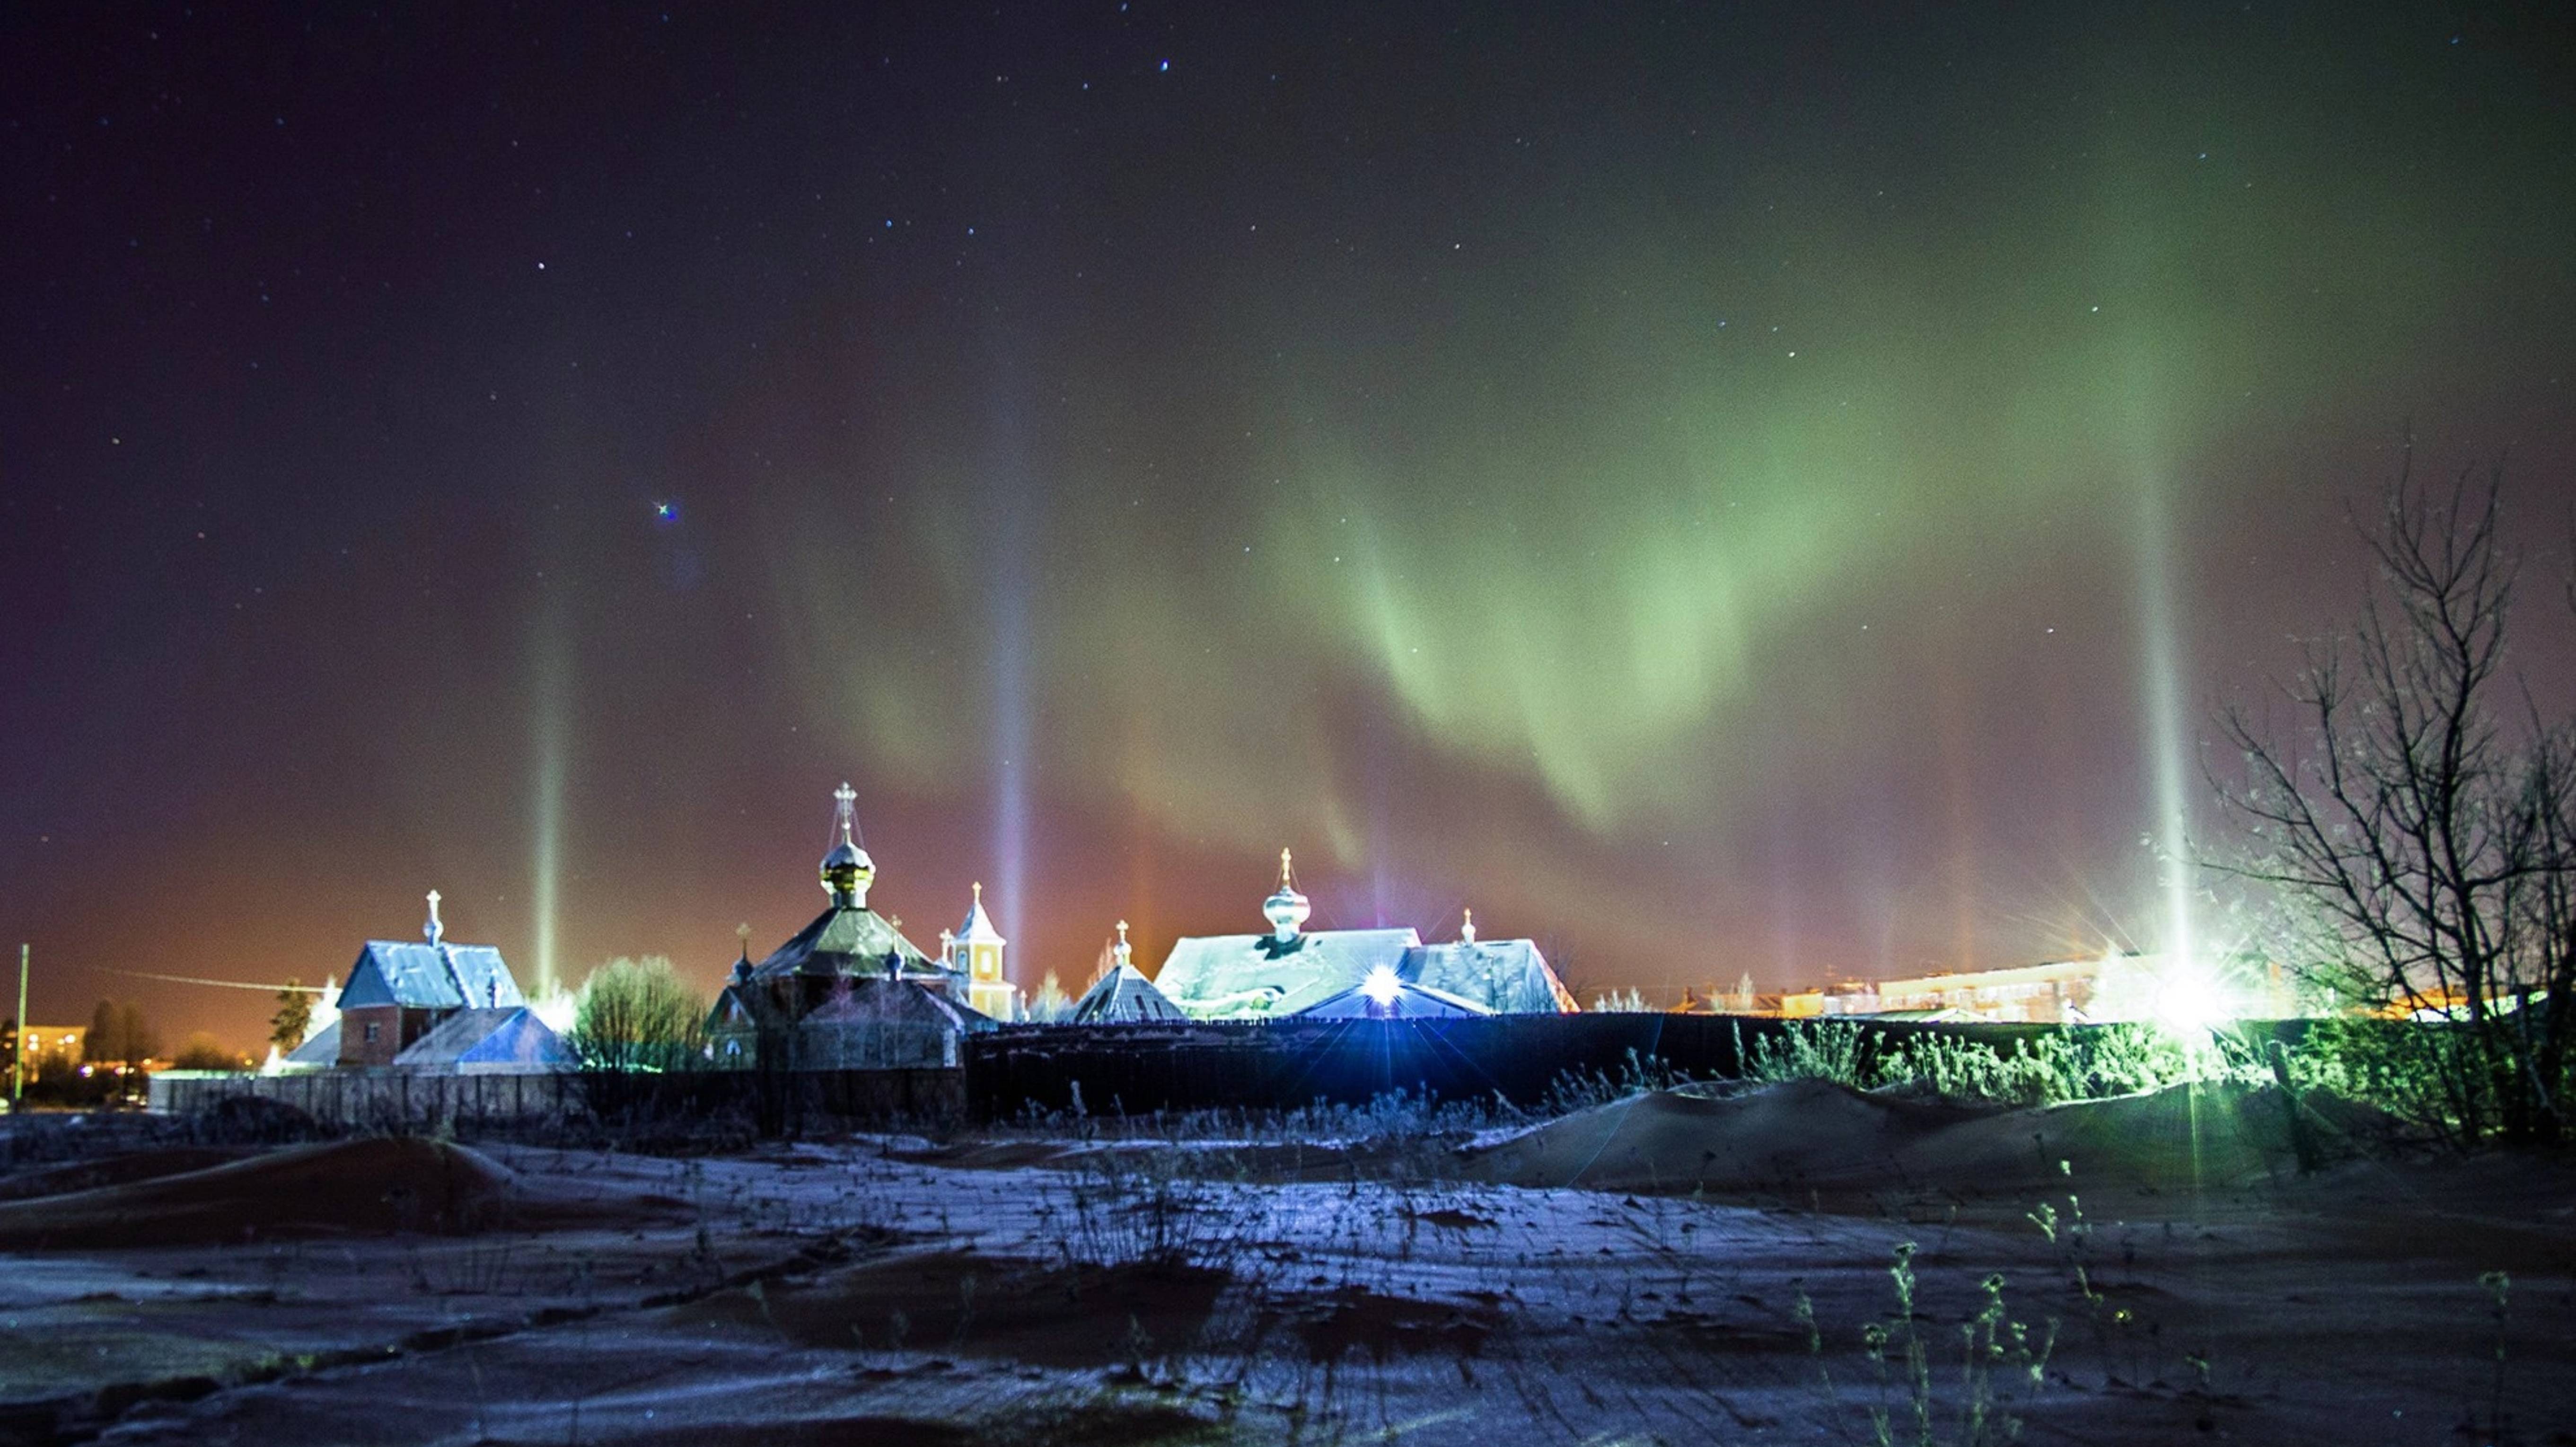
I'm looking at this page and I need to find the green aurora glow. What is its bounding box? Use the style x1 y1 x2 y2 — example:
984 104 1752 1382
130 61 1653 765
5 3 2572 1044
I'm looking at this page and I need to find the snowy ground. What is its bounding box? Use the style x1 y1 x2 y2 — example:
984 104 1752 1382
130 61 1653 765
2 1097 2572 1446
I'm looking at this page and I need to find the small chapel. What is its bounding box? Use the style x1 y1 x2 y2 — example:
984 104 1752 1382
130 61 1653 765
325 891 566 1072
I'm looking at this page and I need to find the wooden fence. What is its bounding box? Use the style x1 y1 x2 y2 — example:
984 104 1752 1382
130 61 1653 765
150 1066 966 1136
960 1013 2092 1120
153 1016 2307 1135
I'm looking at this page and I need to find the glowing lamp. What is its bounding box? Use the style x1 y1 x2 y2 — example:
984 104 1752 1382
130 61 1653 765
2150 956 2226 1036
1359 966 1405 1009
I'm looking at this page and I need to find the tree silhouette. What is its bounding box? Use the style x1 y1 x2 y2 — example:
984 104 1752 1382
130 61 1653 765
2214 460 2573 1144
269 979 316 1053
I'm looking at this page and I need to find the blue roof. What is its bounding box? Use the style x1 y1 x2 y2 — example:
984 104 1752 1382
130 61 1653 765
283 1018 340 1065
396 1006 567 1069
336 941 524 1011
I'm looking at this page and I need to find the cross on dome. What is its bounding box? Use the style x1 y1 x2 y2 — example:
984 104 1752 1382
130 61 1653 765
831 781 860 847
818 781 877 905
424 889 445 947
955 880 1004 944
1262 847 1312 941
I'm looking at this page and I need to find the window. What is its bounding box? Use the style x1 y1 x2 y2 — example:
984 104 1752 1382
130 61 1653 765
364 1022 381 1043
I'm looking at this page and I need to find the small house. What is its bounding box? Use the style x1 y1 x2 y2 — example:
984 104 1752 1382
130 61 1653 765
335 892 527 1066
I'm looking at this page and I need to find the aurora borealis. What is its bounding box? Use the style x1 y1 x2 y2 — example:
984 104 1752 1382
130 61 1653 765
6 3 2573 1046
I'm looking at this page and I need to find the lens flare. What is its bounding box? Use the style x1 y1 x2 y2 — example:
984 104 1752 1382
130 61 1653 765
2149 955 2224 1036
1359 965 1405 1008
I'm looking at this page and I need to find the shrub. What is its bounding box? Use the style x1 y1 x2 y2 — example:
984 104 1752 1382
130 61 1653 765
1736 1020 2211 1108
565 956 707 1072
2277 1017 2466 1141
1740 1020 1879 1088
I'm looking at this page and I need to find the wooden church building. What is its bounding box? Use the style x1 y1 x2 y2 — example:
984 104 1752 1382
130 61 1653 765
707 784 1008 1069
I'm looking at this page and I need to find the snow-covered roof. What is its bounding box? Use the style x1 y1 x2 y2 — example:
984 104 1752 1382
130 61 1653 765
1153 928 1422 1018
1143 926 1574 1019
394 1006 568 1070
953 883 1005 945
284 1018 341 1065
1070 963 1187 1023
336 941 524 1012
1400 939 1576 1015
747 901 944 982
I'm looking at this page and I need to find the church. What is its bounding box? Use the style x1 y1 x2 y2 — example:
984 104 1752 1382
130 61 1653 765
705 784 1015 1067
1148 851 1576 1020
704 788 1572 1066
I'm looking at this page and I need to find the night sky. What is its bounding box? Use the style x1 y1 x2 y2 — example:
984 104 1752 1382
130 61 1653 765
7 3 2574 1048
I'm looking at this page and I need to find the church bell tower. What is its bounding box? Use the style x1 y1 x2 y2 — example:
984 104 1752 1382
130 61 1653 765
950 881 1017 1019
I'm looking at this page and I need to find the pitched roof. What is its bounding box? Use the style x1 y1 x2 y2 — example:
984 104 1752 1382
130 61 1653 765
336 941 524 1011
746 902 944 982
1070 963 1187 1023
283 1018 341 1065
1300 976 1493 1019
953 888 1005 945
800 978 995 1034
1152 928 1421 1018
1399 939 1577 1014
394 1006 569 1070
706 981 772 1032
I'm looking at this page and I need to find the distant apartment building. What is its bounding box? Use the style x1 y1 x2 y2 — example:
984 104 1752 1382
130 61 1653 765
9 1023 88 1070
1802 951 2302 1025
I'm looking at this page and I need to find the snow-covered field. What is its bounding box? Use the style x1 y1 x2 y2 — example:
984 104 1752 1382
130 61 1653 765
2 1084 2571 1445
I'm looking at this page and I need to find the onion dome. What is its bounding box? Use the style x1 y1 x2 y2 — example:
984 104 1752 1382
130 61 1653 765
1262 848 1311 942
819 781 877 906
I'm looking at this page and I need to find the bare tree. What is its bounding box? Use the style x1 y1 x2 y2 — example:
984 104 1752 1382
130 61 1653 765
1028 968 1074 1022
2213 459 2572 1144
82 999 161 1104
